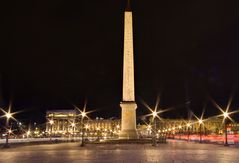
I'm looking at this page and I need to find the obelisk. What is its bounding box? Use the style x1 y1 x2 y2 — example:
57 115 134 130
119 0 138 139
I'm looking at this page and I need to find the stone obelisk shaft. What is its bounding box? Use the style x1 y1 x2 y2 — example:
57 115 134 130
119 0 138 139
122 11 135 102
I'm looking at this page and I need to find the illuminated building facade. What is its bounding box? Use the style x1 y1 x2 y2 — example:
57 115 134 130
45 110 121 137
157 117 223 134
138 117 226 137
46 110 78 135
46 110 238 139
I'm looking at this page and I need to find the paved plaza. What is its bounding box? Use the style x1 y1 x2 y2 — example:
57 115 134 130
1 140 239 163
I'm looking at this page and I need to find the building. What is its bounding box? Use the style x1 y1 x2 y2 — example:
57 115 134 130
137 117 226 137
46 110 77 135
45 110 120 137
46 110 238 139
157 117 223 134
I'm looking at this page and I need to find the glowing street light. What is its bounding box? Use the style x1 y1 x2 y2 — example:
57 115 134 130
223 111 229 146
74 100 95 147
223 112 229 119
1 103 20 148
81 112 86 118
151 110 158 146
80 112 86 147
192 107 206 144
141 96 172 146
152 111 157 118
198 119 203 143
6 113 12 119
210 94 239 146
198 119 203 124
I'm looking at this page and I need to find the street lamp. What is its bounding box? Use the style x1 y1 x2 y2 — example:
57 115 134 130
2 111 12 148
223 111 229 146
80 111 86 147
152 111 158 146
198 119 203 143
141 96 173 145
210 95 239 146
6 113 12 119
1 103 22 148
74 103 95 147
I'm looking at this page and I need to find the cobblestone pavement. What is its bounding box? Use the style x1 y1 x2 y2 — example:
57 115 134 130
1 140 239 163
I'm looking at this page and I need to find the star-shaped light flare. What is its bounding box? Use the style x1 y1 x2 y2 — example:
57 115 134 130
193 105 206 126
74 99 96 120
141 95 172 121
0 102 21 123
210 94 239 124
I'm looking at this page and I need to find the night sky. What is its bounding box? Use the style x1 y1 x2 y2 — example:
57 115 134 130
2 0 239 122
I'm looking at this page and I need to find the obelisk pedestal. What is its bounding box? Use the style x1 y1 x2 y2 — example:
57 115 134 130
119 0 138 139
119 101 138 139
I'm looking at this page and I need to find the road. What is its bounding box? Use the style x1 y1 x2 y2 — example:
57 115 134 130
0 137 81 144
1 140 239 163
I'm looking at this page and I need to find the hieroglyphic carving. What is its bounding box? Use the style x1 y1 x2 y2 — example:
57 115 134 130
123 12 135 101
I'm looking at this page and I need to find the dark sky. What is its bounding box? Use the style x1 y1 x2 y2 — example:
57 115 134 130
2 0 239 122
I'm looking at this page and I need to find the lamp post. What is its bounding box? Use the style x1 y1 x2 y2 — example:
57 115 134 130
198 119 203 143
152 111 157 146
223 112 229 146
3 112 12 148
1 104 21 148
80 111 86 147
